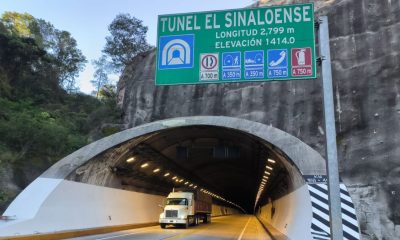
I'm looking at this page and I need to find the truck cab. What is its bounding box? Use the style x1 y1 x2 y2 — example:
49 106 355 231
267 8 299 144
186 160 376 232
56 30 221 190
159 189 211 228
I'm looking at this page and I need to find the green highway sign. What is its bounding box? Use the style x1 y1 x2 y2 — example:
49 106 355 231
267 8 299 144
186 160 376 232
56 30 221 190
155 3 316 86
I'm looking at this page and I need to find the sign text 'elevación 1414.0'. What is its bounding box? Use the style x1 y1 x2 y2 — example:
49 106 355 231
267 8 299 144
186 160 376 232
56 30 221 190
156 3 316 86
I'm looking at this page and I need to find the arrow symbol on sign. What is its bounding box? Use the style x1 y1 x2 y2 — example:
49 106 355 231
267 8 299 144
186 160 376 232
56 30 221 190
208 57 214 67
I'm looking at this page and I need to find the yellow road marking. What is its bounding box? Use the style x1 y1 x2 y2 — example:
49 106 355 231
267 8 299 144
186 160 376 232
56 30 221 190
237 216 252 240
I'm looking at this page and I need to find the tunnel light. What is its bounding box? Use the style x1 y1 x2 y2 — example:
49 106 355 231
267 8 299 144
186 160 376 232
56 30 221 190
268 158 276 164
153 168 160 173
185 182 189 185
189 184 193 187
265 171 271 175
266 166 273 170
263 176 268 179
164 172 170 177
141 163 149 168
194 185 198 189
126 157 135 163
179 179 184 182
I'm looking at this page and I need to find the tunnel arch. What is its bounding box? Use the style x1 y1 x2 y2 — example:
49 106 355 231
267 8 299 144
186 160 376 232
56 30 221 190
2 116 360 239
41 116 326 180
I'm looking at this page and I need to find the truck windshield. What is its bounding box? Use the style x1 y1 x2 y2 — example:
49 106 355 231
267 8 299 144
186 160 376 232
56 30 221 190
166 198 188 205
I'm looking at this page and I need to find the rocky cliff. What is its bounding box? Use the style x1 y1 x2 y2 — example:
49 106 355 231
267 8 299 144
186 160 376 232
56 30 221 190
118 0 400 239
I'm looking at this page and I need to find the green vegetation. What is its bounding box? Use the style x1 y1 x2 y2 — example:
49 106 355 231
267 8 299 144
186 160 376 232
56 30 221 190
0 12 122 211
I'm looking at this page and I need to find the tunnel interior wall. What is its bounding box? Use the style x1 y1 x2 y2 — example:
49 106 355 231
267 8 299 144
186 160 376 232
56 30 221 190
256 184 313 240
0 178 238 237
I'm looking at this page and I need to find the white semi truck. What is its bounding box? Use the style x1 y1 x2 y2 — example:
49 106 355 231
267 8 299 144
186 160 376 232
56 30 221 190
159 188 212 228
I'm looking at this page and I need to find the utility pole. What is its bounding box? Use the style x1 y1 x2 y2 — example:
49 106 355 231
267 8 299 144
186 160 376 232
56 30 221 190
318 16 344 240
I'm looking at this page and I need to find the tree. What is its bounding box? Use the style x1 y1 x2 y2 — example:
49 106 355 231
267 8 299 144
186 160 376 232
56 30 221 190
1 12 43 46
52 30 86 92
97 84 116 102
35 19 87 92
0 21 8 35
90 56 110 97
0 12 87 92
103 13 151 73
36 19 57 51
1 12 36 37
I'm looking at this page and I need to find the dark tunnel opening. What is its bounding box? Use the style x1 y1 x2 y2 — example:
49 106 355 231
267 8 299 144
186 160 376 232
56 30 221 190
67 125 304 213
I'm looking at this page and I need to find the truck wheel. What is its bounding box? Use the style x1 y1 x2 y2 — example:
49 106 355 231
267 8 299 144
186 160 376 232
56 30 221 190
160 223 166 229
184 219 189 228
191 216 198 226
204 215 211 224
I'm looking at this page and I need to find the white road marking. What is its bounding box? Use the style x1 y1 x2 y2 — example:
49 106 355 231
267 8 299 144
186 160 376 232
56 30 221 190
237 216 252 240
95 227 158 240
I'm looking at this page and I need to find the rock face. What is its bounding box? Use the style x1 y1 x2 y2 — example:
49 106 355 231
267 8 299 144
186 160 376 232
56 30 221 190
118 0 400 239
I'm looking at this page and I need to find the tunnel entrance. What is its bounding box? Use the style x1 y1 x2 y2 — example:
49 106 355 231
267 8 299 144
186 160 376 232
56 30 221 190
67 125 304 213
2 116 359 239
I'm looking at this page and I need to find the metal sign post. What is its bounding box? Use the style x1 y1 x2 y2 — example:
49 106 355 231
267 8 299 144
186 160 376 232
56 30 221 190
318 16 344 239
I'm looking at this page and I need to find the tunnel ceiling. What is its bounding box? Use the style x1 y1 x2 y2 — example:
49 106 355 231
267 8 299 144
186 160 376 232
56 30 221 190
112 126 289 212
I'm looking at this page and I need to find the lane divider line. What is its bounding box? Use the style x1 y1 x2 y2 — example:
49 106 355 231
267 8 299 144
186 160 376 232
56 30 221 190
237 216 252 240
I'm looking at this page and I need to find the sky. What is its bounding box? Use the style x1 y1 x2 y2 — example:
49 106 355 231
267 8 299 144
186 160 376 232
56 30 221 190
1 0 254 94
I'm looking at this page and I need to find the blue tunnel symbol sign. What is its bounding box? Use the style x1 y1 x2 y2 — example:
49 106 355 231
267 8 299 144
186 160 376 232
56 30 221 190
158 34 194 70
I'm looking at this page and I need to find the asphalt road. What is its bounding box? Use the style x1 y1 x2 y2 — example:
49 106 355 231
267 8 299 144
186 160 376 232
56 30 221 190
69 215 271 240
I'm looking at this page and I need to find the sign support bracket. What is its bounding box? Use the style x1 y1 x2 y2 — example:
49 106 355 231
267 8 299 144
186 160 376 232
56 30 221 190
318 16 344 240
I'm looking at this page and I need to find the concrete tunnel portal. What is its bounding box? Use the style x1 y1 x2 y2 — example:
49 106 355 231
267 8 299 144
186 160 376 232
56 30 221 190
1 116 360 239
67 123 303 213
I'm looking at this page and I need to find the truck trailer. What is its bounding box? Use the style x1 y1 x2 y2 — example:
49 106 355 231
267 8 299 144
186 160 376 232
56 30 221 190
159 188 212 228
